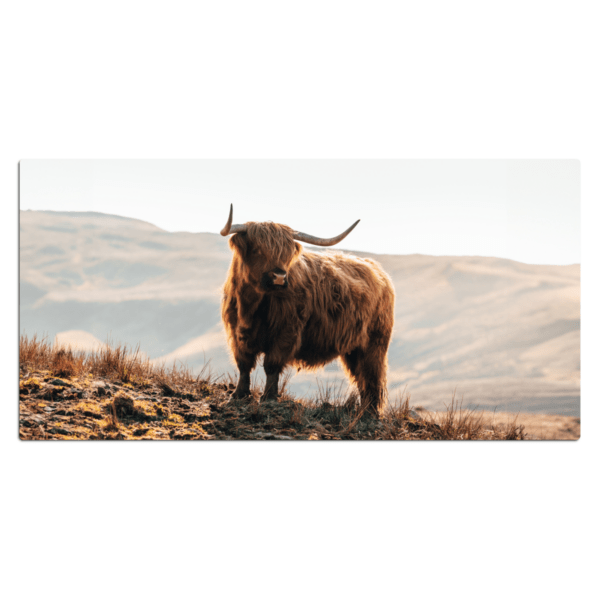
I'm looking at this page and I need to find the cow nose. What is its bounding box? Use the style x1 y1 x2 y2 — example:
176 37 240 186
271 270 287 286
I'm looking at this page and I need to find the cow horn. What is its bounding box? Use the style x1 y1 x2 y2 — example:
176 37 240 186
292 219 360 247
220 204 247 236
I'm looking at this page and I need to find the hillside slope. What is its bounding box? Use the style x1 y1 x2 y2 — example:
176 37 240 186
21 336 549 440
20 210 580 415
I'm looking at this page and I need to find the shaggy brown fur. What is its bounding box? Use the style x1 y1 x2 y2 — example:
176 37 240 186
221 221 395 416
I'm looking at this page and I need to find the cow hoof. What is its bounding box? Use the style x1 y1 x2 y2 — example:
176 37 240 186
230 390 251 400
360 409 381 421
260 394 279 403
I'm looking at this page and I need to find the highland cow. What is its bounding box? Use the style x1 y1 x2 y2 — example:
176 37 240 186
220 205 395 416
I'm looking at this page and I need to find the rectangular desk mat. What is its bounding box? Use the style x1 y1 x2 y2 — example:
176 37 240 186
19 159 581 440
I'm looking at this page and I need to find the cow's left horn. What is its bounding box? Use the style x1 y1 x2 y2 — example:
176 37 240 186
292 220 360 247
220 204 248 236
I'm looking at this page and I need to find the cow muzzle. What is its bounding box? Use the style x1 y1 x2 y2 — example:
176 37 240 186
262 268 288 290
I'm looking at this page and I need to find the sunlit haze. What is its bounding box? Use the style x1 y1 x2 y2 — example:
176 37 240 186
19 159 580 265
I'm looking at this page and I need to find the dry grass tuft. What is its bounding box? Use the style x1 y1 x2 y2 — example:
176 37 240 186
20 334 213 392
19 334 530 440
50 346 85 378
419 392 527 440
431 392 486 440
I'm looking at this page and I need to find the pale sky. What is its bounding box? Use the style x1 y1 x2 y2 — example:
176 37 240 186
19 159 580 265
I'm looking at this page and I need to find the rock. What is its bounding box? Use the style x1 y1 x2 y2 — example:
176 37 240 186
92 381 111 395
47 388 69 402
132 428 150 437
48 427 70 435
23 415 44 424
42 387 60 400
112 394 135 417
172 430 202 440
253 432 292 440
48 377 73 388
54 409 74 416
82 410 103 420
160 382 175 397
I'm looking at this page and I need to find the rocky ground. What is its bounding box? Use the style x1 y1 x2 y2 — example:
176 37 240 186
20 334 579 441
19 368 539 441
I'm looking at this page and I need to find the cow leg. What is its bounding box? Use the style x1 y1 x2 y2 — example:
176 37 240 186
232 370 252 399
261 362 282 401
341 344 389 417
231 349 257 400
261 329 300 401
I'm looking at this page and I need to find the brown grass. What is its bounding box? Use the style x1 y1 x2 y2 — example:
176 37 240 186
300 383 528 440
20 334 212 389
421 392 525 441
19 334 531 440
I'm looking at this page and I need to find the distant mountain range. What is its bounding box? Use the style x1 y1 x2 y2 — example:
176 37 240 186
20 210 580 415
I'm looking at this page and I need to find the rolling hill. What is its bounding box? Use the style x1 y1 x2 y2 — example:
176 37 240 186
19 210 580 415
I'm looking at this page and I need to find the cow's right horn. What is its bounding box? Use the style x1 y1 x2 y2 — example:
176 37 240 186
292 219 360 247
220 204 248 236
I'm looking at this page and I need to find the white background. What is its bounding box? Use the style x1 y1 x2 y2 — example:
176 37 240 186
3 2 598 599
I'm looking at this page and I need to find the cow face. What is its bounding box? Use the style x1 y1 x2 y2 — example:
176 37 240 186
229 222 302 293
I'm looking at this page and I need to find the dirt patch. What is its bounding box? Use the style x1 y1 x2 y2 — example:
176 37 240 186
19 369 537 441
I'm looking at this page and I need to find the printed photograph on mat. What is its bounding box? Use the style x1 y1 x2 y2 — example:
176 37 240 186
19 160 581 440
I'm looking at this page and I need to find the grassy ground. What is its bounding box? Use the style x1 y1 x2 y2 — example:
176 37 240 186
19 335 536 441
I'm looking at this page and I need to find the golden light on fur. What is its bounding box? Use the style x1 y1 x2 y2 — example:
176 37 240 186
221 215 395 416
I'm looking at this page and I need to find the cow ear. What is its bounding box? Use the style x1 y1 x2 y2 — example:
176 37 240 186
294 241 303 257
229 233 248 257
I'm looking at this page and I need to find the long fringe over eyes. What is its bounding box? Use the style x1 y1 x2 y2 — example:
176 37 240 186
245 222 298 266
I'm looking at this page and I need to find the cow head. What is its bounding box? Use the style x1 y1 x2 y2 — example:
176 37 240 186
220 205 360 293
228 221 301 292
